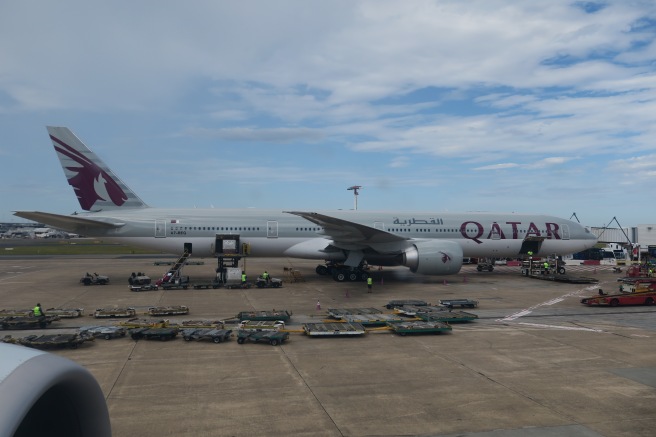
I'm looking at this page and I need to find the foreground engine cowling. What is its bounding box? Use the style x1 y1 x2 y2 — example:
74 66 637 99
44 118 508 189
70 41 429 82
402 240 463 275
0 343 111 437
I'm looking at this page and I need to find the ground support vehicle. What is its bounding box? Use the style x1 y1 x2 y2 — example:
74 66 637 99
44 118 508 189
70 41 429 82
393 305 446 316
618 279 656 293
181 328 232 343
45 308 84 318
128 274 153 286
476 262 494 272
385 300 428 310
0 309 33 317
93 307 137 318
387 321 452 336
2 333 94 349
238 320 286 331
161 275 190 290
118 318 169 328
224 282 251 289
237 330 289 346
148 305 189 316
80 272 110 285
236 310 292 322
191 280 222 289
0 315 59 330
79 325 127 340
129 327 179 341
329 313 405 327
520 259 566 276
521 260 597 283
417 310 478 323
303 322 366 337
255 276 283 288
130 283 159 292
180 319 225 329
581 290 656 307
439 299 478 309
327 307 382 318
315 262 371 282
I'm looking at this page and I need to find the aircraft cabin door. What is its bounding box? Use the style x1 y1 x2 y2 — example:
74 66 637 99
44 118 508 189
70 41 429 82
560 224 570 240
267 221 278 238
155 220 166 238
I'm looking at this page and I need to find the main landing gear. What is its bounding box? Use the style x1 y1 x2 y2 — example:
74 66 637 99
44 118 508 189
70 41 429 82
316 262 370 282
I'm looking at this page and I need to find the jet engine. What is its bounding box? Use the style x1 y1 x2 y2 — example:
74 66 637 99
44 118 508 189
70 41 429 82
0 343 111 437
401 240 463 275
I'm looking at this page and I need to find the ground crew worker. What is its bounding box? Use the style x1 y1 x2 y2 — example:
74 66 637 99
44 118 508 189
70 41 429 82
543 261 550 275
262 271 269 283
367 276 373 293
33 303 43 317
527 251 533 260
241 271 247 287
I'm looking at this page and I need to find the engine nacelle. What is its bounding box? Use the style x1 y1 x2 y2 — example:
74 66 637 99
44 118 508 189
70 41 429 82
402 240 463 275
0 343 111 437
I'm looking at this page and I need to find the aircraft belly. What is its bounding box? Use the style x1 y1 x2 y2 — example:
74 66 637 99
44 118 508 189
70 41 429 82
101 236 326 259
460 240 522 258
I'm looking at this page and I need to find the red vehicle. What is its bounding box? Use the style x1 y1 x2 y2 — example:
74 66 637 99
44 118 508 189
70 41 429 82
581 288 656 307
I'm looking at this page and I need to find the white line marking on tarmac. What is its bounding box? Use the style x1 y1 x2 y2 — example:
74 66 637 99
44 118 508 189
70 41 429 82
515 322 604 332
497 283 607 329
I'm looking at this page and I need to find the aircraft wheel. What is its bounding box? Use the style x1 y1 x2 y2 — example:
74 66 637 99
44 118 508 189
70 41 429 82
213 337 222 344
316 265 329 275
348 272 358 281
360 272 369 281
333 271 347 282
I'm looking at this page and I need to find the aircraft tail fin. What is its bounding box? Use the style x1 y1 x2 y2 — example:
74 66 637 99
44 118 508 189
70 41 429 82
46 126 148 211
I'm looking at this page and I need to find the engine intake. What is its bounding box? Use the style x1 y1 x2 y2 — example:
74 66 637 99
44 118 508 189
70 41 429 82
402 240 463 275
0 344 111 437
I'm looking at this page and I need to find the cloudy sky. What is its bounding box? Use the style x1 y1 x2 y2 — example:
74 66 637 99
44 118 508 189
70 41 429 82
1 1 655 228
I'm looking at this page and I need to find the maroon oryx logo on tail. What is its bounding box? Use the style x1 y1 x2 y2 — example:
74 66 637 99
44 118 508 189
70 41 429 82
440 251 451 263
51 134 127 210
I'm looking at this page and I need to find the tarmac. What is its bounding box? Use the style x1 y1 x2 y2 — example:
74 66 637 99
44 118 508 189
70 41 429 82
1 254 655 437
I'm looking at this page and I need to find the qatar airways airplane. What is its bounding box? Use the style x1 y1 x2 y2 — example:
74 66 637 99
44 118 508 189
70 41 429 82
14 127 597 280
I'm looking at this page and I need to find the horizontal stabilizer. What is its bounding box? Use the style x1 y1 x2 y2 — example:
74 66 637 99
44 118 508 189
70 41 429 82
13 211 124 233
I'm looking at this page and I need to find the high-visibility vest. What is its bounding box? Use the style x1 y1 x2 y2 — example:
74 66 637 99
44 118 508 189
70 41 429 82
241 274 246 282
543 263 549 268
262 272 269 279
33 306 42 316
367 277 372 285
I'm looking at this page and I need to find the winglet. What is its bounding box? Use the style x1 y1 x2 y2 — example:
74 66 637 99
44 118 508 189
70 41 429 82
47 126 148 211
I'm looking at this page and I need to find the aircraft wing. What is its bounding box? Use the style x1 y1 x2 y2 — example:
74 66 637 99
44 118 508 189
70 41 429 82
285 211 408 250
13 211 124 232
